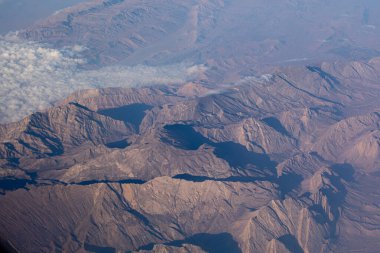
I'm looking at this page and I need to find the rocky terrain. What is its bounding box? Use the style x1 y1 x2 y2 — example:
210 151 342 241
1 57 380 252
1 0 380 252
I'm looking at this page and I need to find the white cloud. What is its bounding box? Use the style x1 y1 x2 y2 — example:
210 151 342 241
0 38 206 123
237 74 275 85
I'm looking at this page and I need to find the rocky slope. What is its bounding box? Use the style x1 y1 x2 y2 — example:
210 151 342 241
1 57 380 252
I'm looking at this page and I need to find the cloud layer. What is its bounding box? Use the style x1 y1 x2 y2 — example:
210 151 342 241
0 39 205 123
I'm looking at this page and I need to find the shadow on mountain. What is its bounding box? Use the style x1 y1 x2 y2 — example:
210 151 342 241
213 141 277 170
5 158 20 167
323 164 353 208
3 143 20 166
74 178 145 186
318 166 352 237
168 233 242 253
309 204 329 224
277 172 303 199
69 102 93 111
173 173 272 183
161 124 209 150
135 233 242 253
0 237 19 253
23 130 64 157
162 124 277 172
262 117 291 137
330 163 355 182
98 103 153 132
0 176 145 194
278 234 303 253
0 178 33 194
105 139 130 149
84 243 116 253
306 66 340 90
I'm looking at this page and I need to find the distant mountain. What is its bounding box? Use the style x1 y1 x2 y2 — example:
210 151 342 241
19 0 380 73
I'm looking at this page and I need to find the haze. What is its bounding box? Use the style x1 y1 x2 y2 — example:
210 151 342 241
0 0 88 34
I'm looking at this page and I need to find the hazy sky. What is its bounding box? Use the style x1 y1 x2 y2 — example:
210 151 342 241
0 0 88 34
0 38 206 123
